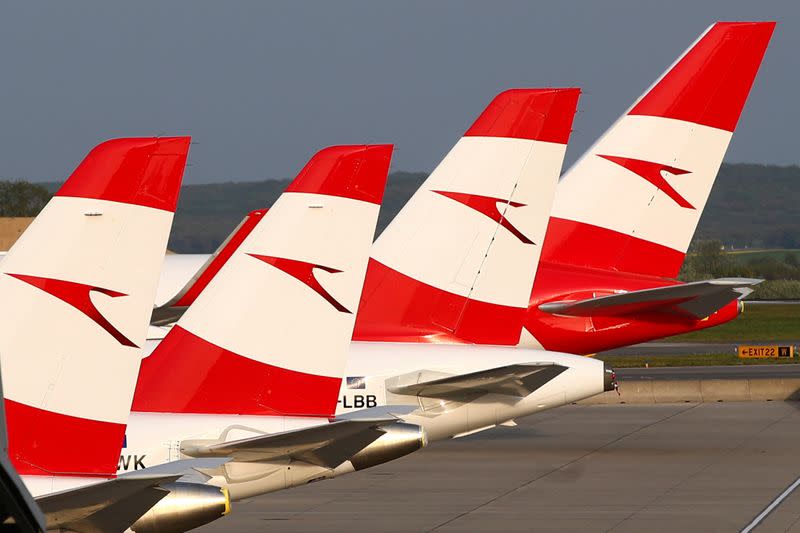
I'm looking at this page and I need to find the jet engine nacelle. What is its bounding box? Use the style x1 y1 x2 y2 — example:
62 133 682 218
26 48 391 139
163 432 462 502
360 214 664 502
349 422 427 471
131 482 230 533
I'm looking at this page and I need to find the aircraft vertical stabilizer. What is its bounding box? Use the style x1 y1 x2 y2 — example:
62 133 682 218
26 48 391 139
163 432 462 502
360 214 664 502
133 145 392 418
545 22 775 278
355 88 580 344
0 137 189 476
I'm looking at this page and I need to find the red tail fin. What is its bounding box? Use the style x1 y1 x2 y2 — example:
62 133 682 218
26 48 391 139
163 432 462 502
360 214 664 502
134 145 391 418
354 89 579 345
1 137 188 476
629 22 775 132
545 22 775 279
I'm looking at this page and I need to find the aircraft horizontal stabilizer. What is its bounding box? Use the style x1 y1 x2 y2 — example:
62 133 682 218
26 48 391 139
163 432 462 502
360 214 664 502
37 473 181 533
36 458 229 532
387 363 568 399
180 418 396 469
538 278 762 319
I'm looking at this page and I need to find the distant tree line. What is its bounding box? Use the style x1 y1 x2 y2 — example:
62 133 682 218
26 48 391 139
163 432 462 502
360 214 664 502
680 240 800 299
162 163 800 254
5 162 800 298
28 163 800 253
0 181 50 217
696 163 800 250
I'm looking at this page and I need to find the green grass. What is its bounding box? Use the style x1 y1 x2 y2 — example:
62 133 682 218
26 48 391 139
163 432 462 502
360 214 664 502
604 303 800 368
664 304 800 342
597 353 800 368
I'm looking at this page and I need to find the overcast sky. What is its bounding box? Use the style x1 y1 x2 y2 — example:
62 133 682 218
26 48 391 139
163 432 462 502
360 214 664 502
0 1 796 184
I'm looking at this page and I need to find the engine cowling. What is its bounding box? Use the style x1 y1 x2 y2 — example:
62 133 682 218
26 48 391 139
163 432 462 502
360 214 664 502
131 482 230 533
349 422 427 471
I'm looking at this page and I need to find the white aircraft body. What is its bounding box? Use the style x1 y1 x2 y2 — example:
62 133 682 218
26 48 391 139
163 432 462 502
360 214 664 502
123 341 609 500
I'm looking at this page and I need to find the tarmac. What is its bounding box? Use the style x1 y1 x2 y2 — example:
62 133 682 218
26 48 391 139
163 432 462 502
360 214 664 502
199 402 800 533
602 341 800 357
616 364 800 380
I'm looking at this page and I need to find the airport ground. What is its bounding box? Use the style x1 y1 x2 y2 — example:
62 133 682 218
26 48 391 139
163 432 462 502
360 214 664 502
616 364 800 380
199 401 800 532
600 350 800 368
598 303 800 366
659 303 799 343
195 304 800 532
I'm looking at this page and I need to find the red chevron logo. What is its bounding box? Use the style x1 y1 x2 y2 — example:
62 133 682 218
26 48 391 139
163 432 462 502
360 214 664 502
432 190 534 244
7 274 137 347
598 154 694 209
248 254 351 313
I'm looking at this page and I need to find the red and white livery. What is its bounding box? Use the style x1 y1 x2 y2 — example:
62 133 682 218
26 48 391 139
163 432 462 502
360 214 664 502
121 93 610 505
0 138 235 533
133 144 393 419
0 137 189 484
125 144 411 500
546 21 774 277
355 88 580 345
525 21 775 353
150 23 774 355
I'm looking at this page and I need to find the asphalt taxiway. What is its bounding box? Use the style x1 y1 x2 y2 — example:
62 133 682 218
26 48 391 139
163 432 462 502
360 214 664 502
602 341 800 357
198 402 800 532
617 364 800 380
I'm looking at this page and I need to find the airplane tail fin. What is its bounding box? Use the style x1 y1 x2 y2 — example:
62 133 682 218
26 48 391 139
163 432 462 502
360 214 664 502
354 88 580 344
0 137 189 476
545 22 775 278
133 145 392 418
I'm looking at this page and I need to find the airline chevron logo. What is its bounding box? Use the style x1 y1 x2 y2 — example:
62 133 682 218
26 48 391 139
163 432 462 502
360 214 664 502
7 273 138 347
598 154 694 209
432 190 534 244
247 254 352 313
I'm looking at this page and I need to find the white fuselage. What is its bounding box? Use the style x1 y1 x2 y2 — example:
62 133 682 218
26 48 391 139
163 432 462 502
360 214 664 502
23 475 106 498
122 341 605 500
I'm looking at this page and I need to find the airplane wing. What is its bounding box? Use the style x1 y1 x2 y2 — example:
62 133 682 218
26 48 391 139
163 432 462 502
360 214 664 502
538 278 762 320
387 363 568 399
36 459 227 533
180 418 396 469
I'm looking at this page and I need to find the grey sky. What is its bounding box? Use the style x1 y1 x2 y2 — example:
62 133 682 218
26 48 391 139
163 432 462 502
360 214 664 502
0 1 796 184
